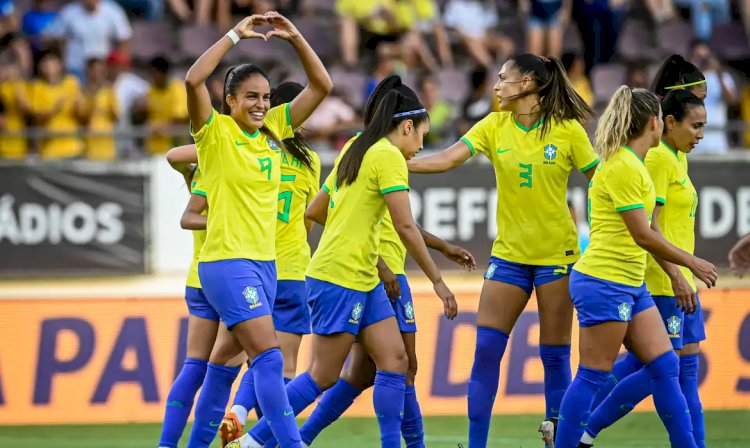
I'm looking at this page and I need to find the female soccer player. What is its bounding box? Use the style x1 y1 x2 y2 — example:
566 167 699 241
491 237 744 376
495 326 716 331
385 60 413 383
652 54 707 101
218 81 322 445
228 80 457 448
184 11 331 448
407 54 598 447
276 76 475 448
553 86 717 448
578 90 708 448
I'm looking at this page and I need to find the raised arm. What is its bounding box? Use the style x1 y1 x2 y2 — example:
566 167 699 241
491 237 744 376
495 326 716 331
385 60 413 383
166 144 198 175
264 12 333 128
621 208 717 288
185 15 268 131
384 190 457 318
406 140 473 173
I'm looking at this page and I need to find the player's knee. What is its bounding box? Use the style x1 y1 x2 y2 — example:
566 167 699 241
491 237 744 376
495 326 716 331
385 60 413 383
381 348 408 375
309 364 341 391
646 350 680 378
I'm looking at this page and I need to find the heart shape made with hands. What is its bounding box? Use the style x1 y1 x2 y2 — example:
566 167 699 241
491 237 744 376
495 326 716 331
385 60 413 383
233 12 298 41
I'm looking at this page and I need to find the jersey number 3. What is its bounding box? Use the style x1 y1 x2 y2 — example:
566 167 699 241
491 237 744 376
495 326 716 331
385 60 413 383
519 163 533 188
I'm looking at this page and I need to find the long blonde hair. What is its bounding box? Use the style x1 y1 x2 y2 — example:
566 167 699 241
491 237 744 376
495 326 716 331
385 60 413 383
594 86 660 161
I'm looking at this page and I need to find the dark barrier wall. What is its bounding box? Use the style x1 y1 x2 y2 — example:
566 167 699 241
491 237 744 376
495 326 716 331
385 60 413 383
0 164 148 276
318 157 750 269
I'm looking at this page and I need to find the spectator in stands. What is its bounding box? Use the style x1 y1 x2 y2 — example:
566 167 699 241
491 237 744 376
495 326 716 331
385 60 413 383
78 58 118 160
21 0 58 55
520 0 571 58
0 0 32 74
690 40 738 153
562 52 593 106
643 0 675 24
46 0 133 81
302 88 359 150
626 63 650 89
674 0 731 41
458 66 493 135
418 72 455 146
114 0 177 21
443 0 514 68
27 49 83 159
0 60 29 158
742 82 750 146
572 0 626 74
106 50 148 157
364 49 399 100
413 0 453 67
138 55 188 155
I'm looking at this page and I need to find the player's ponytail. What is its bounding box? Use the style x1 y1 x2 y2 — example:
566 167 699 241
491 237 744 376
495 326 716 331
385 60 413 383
651 54 705 99
271 81 314 170
337 89 427 187
505 54 593 138
595 86 660 161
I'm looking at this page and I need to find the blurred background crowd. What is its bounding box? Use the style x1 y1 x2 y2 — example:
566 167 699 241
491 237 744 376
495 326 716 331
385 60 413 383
0 0 749 158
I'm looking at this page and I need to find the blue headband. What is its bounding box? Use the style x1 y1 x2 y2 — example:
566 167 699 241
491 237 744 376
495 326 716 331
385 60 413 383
393 108 426 118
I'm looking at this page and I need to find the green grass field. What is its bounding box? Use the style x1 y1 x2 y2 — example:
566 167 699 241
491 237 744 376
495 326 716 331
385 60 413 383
1 411 747 447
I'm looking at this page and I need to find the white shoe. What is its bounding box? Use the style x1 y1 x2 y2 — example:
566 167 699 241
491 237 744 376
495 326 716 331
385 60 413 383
539 419 556 448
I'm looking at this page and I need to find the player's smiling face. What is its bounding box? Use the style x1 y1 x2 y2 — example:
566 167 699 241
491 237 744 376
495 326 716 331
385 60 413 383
227 73 271 131
667 104 706 153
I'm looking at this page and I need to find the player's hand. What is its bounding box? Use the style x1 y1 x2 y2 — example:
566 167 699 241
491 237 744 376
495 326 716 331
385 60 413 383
729 234 750 277
378 265 400 301
233 15 269 40
670 271 696 314
689 256 717 288
433 279 457 319
441 244 476 271
264 11 300 41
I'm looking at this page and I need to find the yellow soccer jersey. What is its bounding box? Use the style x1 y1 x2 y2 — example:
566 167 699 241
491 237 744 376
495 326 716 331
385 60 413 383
379 210 407 276
0 80 28 158
147 80 189 155
644 141 698 295
307 137 409 291
276 150 321 281
461 112 599 265
186 168 208 289
575 146 656 286
193 103 293 262
28 76 83 159
84 86 118 161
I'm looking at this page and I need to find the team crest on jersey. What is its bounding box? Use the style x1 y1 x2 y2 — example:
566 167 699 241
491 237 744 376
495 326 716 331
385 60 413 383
242 286 263 309
485 263 497 280
349 302 364 324
618 303 632 321
543 144 557 165
667 315 681 337
405 301 415 322
267 138 279 151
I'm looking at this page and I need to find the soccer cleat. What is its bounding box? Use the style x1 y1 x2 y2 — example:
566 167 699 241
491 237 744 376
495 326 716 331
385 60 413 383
219 412 243 447
538 418 557 448
224 440 241 448
577 443 594 448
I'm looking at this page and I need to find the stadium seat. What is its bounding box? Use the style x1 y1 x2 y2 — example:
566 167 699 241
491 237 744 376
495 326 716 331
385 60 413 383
591 63 626 106
130 21 175 63
437 68 469 104
294 18 338 64
329 70 367 110
616 20 659 62
656 20 693 57
179 24 223 63
710 23 750 61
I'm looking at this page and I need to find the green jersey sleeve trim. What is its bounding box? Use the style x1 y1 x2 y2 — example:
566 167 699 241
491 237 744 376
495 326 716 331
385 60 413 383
190 110 215 135
285 102 292 126
616 203 645 212
655 197 666 205
580 159 600 172
381 185 410 195
322 184 331 193
460 136 476 156
192 189 207 197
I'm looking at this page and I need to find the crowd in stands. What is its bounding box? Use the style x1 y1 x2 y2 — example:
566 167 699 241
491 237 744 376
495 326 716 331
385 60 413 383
0 0 749 159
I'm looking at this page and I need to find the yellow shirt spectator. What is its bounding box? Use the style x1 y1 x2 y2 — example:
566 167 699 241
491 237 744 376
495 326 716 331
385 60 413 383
28 75 83 159
0 79 28 158
147 79 188 155
81 86 118 160
742 85 750 147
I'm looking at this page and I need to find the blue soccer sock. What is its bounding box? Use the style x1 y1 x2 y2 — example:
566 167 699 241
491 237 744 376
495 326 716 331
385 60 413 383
540 344 572 419
373 371 406 448
246 349 307 448
402 384 425 448
554 365 611 448
591 352 643 410
586 367 651 439
158 358 208 448
186 363 241 448
647 351 697 448
468 327 509 448
299 378 362 445
248 370 321 446
680 355 705 448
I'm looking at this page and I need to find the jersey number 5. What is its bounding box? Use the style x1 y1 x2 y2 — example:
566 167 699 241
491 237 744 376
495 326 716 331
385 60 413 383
519 163 533 188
